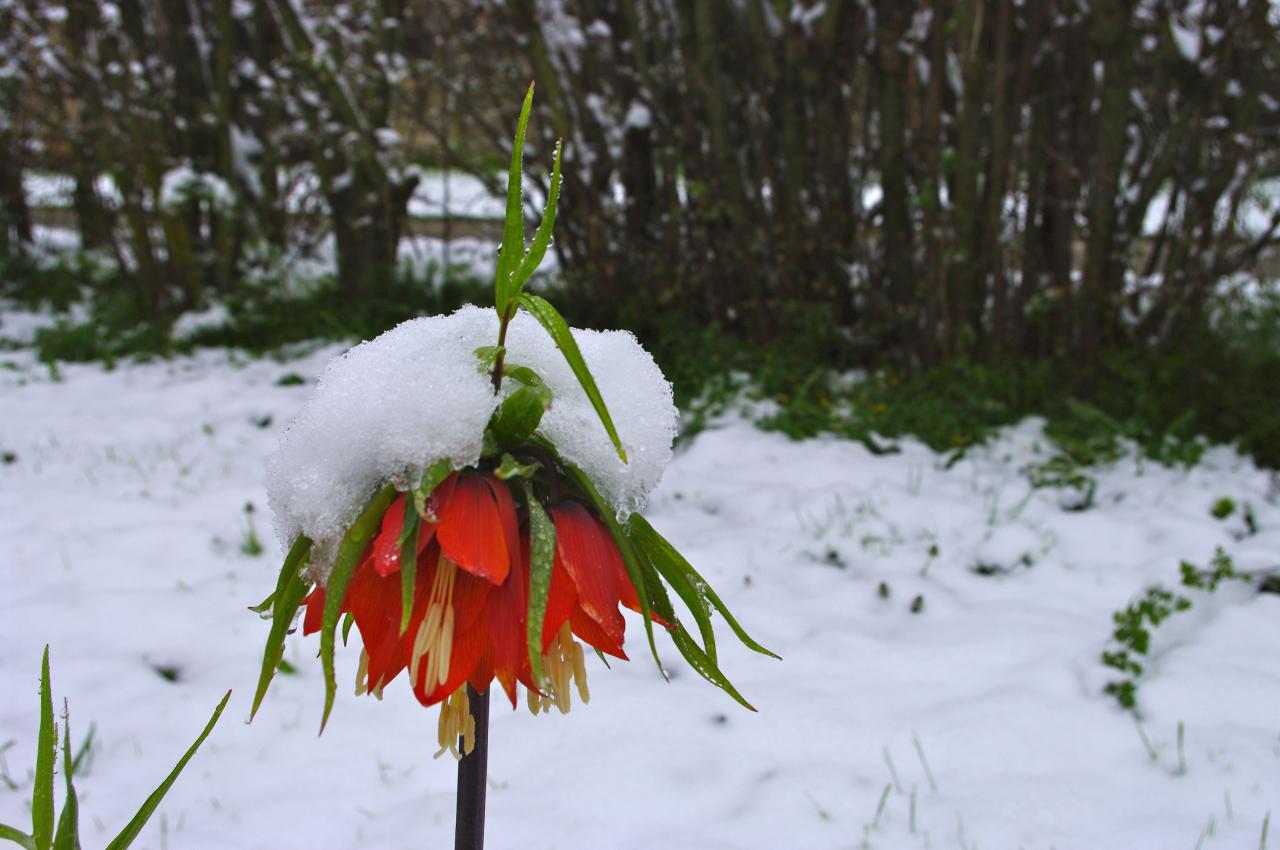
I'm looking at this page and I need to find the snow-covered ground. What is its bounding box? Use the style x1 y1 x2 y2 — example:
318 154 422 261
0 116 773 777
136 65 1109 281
1 343 1278 850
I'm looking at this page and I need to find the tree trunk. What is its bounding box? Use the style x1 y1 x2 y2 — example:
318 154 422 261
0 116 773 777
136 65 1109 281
1080 0 1135 365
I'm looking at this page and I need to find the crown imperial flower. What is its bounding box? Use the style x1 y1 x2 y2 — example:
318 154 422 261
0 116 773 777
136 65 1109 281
250 85 775 765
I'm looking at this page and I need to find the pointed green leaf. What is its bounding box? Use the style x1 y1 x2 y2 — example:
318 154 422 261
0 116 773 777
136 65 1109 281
514 139 562 290
600 519 664 677
535 439 662 675
521 480 556 686
516 293 627 463
490 384 553 450
630 515 779 660
319 485 396 733
495 453 541 481
397 507 420 636
249 536 307 618
670 627 757 712
630 541 755 709
250 536 312 720
495 83 535 315
340 612 354 647
630 514 779 659
103 691 230 850
247 591 275 616
51 704 80 850
0 824 35 849
504 365 545 389
32 647 54 850
473 345 503 372
629 515 716 662
413 459 454 521
272 536 311 609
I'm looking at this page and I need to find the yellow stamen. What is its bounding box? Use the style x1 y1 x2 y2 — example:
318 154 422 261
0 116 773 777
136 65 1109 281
526 622 590 717
434 688 475 761
411 557 458 690
437 607 455 687
354 649 369 696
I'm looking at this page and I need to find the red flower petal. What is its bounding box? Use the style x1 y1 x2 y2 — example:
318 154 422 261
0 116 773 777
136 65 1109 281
345 557 413 688
302 585 327 635
552 502 626 645
468 645 495 694
542 555 578 651
413 609 491 707
436 474 510 584
370 495 432 577
570 606 628 660
486 522 528 705
451 566 494 634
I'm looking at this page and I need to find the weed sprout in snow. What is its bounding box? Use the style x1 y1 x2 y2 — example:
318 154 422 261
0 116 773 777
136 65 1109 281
250 86 776 776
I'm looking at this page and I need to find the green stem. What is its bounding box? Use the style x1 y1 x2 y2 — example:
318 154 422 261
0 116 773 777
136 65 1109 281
491 308 514 393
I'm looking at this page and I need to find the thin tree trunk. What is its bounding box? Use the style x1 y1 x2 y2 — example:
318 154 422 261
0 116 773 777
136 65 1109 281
1080 0 1134 364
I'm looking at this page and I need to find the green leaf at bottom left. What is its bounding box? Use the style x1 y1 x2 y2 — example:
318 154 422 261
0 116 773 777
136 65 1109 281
32 647 54 850
103 690 230 850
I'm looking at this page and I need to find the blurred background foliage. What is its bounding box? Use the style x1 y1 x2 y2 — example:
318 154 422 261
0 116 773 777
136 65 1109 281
1 0 1278 466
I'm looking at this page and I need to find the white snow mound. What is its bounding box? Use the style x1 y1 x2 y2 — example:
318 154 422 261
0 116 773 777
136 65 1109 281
266 305 676 549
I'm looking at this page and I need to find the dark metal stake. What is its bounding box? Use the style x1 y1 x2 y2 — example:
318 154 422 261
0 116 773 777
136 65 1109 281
454 684 490 850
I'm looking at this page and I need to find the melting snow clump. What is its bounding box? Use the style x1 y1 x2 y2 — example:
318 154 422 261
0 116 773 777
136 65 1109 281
266 305 676 553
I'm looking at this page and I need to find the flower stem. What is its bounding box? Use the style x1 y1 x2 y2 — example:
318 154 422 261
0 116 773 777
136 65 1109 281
454 684 490 850
491 309 513 394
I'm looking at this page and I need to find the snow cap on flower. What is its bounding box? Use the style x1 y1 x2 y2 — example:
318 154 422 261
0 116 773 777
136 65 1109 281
266 306 677 553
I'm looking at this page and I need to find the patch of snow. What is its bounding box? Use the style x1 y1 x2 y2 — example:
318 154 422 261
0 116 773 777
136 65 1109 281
1171 18 1200 61
171 304 233 342
266 306 675 554
229 124 263 199
624 101 652 131
973 522 1045 574
375 127 401 149
0 346 1277 848
159 167 236 214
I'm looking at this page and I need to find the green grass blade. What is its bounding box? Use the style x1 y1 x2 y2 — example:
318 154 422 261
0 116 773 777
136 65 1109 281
319 485 396 733
515 139 562 289
398 506 420 637
0 824 35 849
517 293 627 463
631 515 779 660
103 691 230 850
495 83 535 314
521 480 556 686
51 704 80 850
32 647 54 850
249 536 313 720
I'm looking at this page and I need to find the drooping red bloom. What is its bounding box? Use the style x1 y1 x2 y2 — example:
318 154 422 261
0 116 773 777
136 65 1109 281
300 471 652 749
